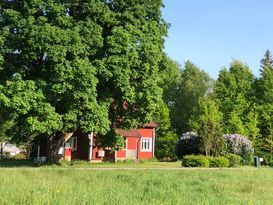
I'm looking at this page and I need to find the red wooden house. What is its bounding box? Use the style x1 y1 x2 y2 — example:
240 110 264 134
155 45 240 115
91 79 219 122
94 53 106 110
60 122 158 162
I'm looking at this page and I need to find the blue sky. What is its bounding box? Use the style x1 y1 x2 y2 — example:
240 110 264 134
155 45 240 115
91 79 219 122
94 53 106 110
162 0 273 79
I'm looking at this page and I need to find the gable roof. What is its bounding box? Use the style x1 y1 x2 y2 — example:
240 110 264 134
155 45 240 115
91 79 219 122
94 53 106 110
143 122 159 128
115 129 142 138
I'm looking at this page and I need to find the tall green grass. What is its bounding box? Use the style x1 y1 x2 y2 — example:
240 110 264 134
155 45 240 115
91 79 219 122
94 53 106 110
0 167 272 204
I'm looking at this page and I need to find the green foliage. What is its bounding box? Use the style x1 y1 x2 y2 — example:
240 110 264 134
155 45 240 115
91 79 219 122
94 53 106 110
100 129 125 151
155 131 178 160
255 50 273 152
171 61 213 134
208 156 229 167
183 155 230 168
182 155 210 167
268 160 273 167
114 135 125 151
158 54 181 105
189 97 222 131
215 60 256 138
224 153 242 167
242 153 254 166
154 84 178 160
0 0 168 153
190 97 224 156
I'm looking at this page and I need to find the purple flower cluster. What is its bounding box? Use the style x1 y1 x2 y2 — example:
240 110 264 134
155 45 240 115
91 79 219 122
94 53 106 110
224 134 254 157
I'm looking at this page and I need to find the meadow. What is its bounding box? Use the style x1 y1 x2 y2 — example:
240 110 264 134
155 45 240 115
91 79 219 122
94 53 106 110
0 164 273 205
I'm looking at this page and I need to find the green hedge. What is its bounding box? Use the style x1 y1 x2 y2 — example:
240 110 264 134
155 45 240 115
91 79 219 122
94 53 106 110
182 155 233 168
225 153 242 167
209 156 229 167
182 155 210 167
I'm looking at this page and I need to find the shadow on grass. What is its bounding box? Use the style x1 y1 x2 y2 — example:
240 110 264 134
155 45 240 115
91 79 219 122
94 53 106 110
0 158 63 168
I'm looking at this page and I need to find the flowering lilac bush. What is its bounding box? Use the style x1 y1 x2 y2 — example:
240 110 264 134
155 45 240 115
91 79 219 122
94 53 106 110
176 132 201 158
224 134 254 159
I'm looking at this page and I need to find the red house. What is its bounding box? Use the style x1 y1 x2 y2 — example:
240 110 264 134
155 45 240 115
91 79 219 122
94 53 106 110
61 122 158 162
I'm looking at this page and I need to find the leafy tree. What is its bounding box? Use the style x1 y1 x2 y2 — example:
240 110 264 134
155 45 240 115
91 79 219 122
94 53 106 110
154 97 178 160
155 131 178 160
158 54 181 107
0 0 168 161
197 118 223 156
171 61 213 134
155 55 180 159
255 50 273 151
215 60 258 139
189 97 224 156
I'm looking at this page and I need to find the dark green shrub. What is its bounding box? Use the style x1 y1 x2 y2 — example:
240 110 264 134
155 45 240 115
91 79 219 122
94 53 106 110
242 153 253 165
156 131 178 160
209 156 229 167
268 160 273 167
182 155 209 167
225 153 242 167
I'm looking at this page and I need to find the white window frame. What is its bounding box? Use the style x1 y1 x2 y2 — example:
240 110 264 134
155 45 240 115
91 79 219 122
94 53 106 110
65 137 77 151
71 137 77 151
140 137 152 152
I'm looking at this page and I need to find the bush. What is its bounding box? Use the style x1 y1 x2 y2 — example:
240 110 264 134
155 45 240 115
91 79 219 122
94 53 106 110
177 132 201 159
242 153 254 166
156 131 178 160
209 156 229 167
225 153 242 167
224 134 254 160
182 155 209 167
268 160 273 167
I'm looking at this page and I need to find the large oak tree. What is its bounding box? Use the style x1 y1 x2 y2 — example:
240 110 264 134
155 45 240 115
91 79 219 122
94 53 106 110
0 0 167 161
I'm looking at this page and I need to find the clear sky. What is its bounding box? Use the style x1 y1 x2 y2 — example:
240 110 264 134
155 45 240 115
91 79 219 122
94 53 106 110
162 0 273 79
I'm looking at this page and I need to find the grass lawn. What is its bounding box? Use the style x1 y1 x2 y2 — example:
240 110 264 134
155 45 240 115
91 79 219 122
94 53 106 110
0 164 273 205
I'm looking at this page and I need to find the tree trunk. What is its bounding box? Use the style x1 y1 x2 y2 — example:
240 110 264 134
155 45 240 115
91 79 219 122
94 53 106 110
0 143 3 159
47 132 74 162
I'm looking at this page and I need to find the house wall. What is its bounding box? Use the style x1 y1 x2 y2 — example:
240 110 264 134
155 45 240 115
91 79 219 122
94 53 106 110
64 148 71 161
63 127 155 162
116 137 138 160
73 133 89 160
138 128 154 159
127 137 137 149
116 150 126 158
138 128 153 137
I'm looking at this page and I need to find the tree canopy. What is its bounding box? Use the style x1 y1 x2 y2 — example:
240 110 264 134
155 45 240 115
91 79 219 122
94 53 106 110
0 0 168 160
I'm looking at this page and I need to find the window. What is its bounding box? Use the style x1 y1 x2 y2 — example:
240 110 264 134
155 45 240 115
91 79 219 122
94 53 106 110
141 138 152 152
71 137 77 151
65 137 77 151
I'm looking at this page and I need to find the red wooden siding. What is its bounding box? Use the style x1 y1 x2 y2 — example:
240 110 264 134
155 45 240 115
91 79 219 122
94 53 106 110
127 137 137 149
116 150 126 158
62 125 156 161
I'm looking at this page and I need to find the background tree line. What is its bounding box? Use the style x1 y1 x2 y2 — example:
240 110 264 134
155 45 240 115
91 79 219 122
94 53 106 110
156 50 273 162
